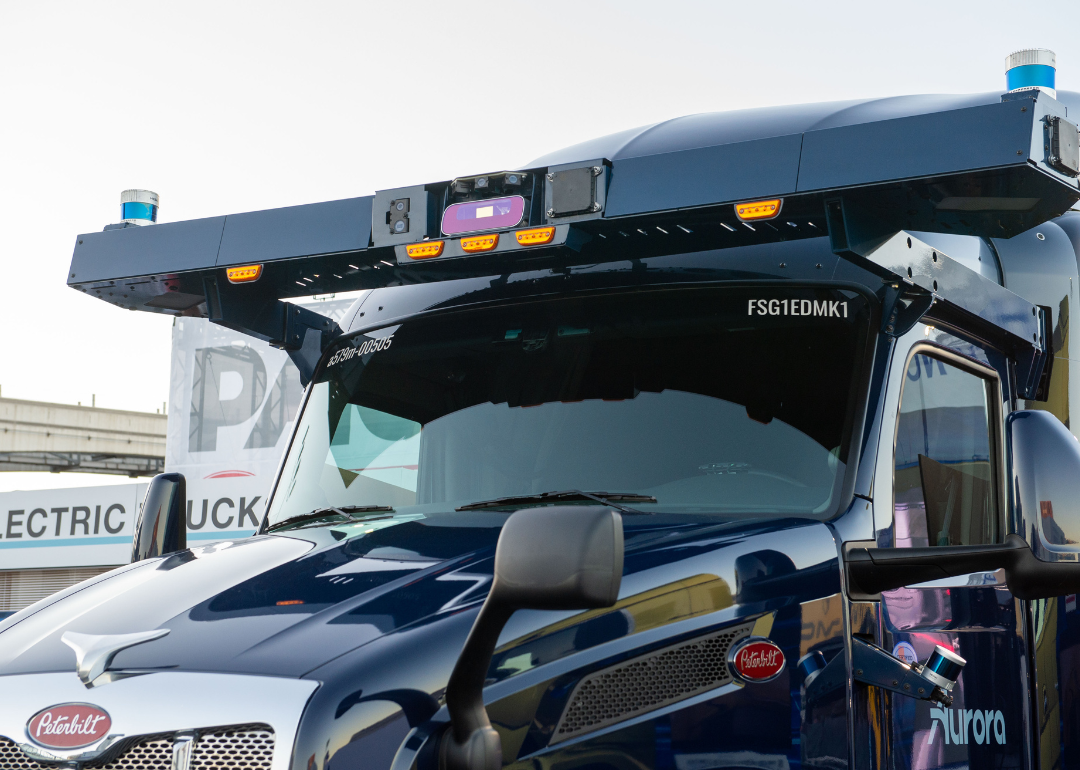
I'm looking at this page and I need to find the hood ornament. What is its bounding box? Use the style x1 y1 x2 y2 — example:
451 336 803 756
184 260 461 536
61 629 170 687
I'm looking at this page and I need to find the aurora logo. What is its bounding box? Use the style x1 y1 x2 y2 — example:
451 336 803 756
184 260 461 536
929 707 1006 745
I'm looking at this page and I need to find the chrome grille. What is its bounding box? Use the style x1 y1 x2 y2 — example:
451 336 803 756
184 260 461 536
0 737 40 770
96 737 173 770
191 727 274 770
0 726 274 770
551 623 753 743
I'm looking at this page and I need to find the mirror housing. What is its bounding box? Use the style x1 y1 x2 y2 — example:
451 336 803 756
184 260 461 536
440 506 624 770
847 410 1080 600
131 473 187 563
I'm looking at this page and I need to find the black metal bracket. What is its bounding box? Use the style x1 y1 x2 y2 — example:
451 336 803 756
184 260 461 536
851 638 954 706
202 274 342 385
825 211 1050 398
879 282 935 338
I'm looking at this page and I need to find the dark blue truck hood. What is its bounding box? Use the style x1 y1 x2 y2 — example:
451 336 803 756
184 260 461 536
0 510 841 680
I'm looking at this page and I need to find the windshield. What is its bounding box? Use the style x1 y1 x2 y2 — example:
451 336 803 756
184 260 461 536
265 286 870 527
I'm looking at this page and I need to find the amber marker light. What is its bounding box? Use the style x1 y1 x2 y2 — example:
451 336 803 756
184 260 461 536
515 226 556 246
276 600 304 606
460 234 500 253
735 199 783 221
406 241 445 260
226 264 263 283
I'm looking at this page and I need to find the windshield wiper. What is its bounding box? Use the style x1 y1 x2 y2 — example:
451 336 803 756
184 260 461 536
267 505 395 532
456 490 655 514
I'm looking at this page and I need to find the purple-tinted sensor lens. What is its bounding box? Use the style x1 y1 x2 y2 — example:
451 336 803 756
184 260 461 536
442 196 526 236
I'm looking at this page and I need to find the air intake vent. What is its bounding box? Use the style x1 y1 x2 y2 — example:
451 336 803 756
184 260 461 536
190 726 274 770
551 622 754 744
0 726 274 770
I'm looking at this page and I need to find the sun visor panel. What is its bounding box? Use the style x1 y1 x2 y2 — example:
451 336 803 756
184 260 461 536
68 216 226 284
217 197 372 267
798 101 1034 191
605 134 803 217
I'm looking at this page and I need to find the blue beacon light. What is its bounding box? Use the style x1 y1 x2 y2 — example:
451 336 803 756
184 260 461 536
1006 49 1056 99
120 189 160 225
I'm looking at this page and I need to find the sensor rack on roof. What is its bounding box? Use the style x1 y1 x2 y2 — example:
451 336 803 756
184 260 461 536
68 89 1080 381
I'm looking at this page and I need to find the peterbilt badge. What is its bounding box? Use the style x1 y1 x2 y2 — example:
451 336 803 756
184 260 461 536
728 637 786 682
26 703 112 749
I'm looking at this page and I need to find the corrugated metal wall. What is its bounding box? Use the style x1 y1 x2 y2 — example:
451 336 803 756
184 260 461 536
0 567 116 612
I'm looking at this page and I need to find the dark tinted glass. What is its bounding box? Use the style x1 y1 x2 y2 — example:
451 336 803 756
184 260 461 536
267 288 869 525
894 353 997 547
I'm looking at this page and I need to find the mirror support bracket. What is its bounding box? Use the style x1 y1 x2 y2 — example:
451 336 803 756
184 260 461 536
440 602 514 770
438 507 623 770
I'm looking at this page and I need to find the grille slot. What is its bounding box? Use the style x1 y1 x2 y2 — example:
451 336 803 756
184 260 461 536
0 726 274 770
191 727 275 770
1 737 41 770
97 737 172 770
551 622 753 743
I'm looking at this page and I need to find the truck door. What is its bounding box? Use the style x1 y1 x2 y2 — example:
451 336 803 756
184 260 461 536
876 334 1030 770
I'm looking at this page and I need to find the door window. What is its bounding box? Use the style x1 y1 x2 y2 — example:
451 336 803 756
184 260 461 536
894 352 998 548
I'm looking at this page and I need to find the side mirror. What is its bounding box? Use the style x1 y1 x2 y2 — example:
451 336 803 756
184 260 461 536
847 410 1080 600
131 473 187 562
440 506 624 770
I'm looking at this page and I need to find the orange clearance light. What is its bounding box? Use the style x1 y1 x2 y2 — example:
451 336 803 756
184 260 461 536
226 264 263 283
276 599 304 606
735 199 783 221
460 233 500 253
406 241 445 260
515 226 556 246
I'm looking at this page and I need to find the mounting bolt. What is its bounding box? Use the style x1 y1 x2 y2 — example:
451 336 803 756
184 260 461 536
591 166 602 176
546 173 555 182
892 680 899 686
547 208 555 217
856 669 863 676
590 202 601 212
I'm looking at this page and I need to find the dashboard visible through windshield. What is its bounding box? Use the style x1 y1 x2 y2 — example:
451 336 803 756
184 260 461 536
265 286 871 528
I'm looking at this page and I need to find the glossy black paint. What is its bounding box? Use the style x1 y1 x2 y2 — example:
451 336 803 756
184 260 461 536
294 517 844 770
0 514 846 769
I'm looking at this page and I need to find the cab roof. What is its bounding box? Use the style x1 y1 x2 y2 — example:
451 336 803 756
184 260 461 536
531 91 1080 166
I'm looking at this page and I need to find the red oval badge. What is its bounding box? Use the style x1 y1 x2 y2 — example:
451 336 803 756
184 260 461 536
26 703 112 749
728 638 786 682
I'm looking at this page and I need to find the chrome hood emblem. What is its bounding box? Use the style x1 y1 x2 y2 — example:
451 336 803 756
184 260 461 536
61 629 170 687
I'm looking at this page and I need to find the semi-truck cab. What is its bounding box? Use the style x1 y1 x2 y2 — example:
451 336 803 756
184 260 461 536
4 55 1080 770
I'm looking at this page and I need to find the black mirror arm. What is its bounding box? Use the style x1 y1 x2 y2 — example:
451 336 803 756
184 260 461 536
847 533 1080 600
846 535 1028 595
440 599 514 770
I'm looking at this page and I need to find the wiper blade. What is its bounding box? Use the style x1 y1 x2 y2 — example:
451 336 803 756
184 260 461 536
267 505 395 532
456 490 655 514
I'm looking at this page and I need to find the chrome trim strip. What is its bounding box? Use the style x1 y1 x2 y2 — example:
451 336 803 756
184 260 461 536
0 672 318 770
172 731 196 770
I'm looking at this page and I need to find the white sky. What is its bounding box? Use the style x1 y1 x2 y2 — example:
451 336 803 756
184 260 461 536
0 0 1077 491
